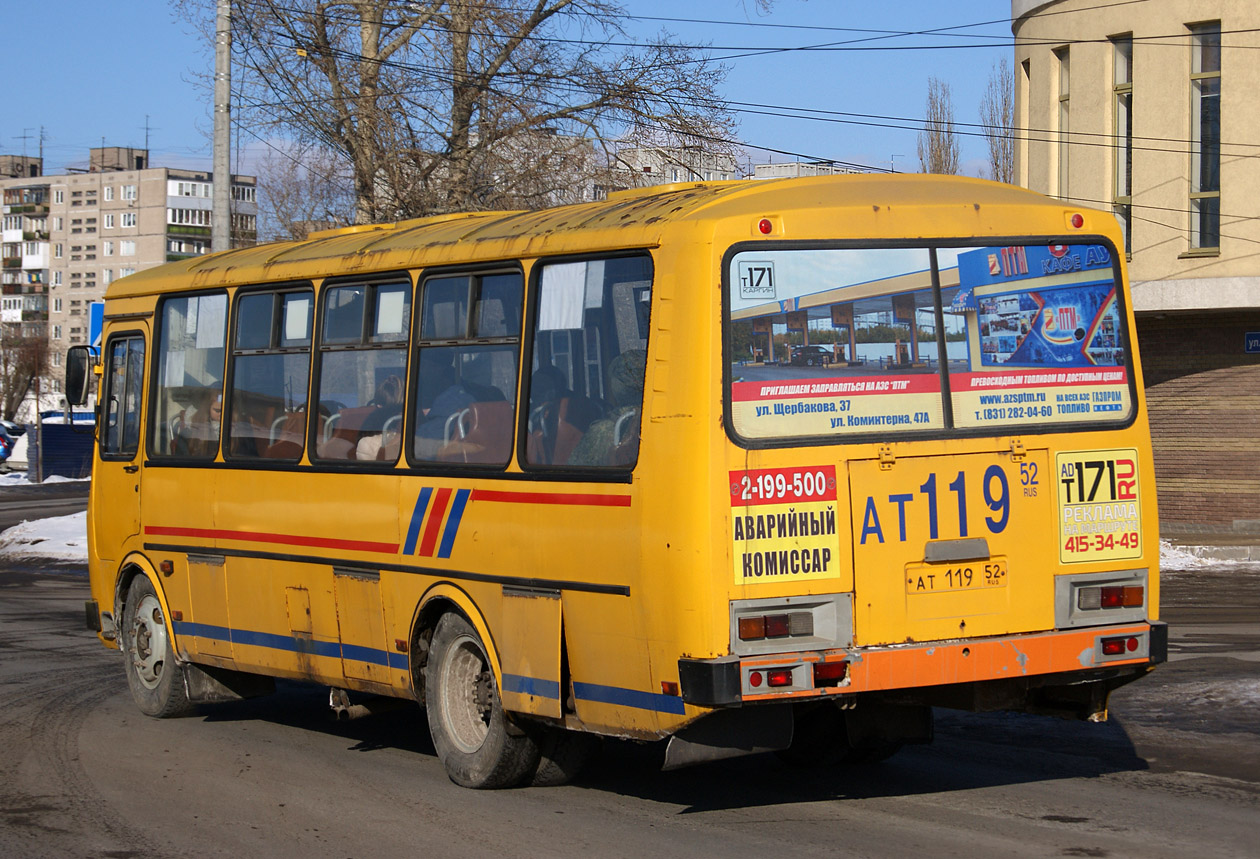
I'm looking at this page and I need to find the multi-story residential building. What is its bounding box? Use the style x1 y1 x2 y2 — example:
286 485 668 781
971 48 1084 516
0 146 256 416
616 146 742 186
751 161 859 180
1013 0 1260 537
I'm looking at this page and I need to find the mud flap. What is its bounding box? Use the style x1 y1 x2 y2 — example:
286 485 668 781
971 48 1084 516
498 586 563 719
662 705 794 771
183 663 276 703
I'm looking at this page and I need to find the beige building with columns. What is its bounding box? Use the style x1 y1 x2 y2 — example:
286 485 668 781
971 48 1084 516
1014 0 1260 537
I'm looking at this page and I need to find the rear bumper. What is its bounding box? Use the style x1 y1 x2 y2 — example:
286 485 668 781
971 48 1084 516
679 620 1166 708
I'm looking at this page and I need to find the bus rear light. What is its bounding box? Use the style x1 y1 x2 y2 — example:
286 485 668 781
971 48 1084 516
1070 212 1085 229
737 611 814 641
758 218 773 234
1101 637 1125 655
813 660 848 687
767 669 793 687
749 671 764 688
1078 585 1144 610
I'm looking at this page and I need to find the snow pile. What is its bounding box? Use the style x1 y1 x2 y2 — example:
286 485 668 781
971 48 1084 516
0 511 88 562
1158 540 1220 571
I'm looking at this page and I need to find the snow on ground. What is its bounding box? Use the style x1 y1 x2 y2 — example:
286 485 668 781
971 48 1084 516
1 470 90 486
0 511 88 562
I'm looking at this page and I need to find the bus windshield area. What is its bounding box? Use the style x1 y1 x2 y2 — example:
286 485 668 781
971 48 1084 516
727 241 1132 443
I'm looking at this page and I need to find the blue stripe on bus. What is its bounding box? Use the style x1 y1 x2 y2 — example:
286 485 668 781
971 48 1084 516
170 624 675 711
402 488 432 556
172 621 408 670
573 681 687 715
501 673 561 700
437 488 471 559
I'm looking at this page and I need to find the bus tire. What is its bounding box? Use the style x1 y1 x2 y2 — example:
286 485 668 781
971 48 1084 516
425 612 540 789
531 727 600 787
121 575 195 718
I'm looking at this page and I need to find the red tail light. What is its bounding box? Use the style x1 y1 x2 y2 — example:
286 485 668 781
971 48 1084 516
767 669 793 687
813 660 848 687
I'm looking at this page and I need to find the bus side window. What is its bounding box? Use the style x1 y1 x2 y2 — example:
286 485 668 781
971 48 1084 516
313 279 410 464
226 288 313 461
152 293 227 460
102 335 146 458
525 255 652 469
412 271 521 467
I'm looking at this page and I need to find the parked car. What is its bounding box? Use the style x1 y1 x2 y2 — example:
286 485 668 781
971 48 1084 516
790 345 835 366
0 419 25 437
0 423 12 463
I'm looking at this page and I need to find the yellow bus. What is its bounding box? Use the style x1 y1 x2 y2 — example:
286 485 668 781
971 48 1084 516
67 174 1164 788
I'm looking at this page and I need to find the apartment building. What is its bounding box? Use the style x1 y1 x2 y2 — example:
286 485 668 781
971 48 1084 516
1013 0 1260 536
0 146 256 413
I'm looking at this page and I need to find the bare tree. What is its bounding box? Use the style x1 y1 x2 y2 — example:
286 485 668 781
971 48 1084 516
917 77 960 175
175 1 743 222
0 331 49 422
254 141 356 241
980 57 1014 184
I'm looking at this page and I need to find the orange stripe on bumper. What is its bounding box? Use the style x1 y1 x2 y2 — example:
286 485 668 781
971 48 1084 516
843 624 1150 693
740 624 1151 703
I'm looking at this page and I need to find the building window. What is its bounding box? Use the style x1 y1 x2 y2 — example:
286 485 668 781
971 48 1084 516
53 217 63 231
53 325 62 340
121 213 137 228
54 243 63 258
120 267 136 278
122 184 138 201
1055 47 1070 200
53 298 62 312
121 240 136 256
1190 21 1221 251
103 269 113 284
52 271 62 286
104 241 114 256
53 190 64 204
104 214 115 229
104 186 114 201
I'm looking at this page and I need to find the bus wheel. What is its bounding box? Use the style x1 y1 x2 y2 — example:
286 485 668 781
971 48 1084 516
121 575 195 718
531 727 600 786
426 612 540 788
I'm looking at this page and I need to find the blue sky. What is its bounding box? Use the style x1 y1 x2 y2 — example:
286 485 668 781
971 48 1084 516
8 0 1015 176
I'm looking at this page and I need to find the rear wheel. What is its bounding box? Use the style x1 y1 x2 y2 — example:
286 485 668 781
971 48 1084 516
121 575 195 718
425 612 539 788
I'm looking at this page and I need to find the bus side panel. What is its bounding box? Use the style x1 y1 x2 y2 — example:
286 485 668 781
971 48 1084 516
497 591 562 719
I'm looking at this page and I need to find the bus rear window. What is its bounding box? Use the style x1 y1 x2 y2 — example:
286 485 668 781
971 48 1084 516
726 241 1133 444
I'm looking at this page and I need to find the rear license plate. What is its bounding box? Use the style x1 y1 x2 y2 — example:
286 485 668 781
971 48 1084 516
905 558 1008 594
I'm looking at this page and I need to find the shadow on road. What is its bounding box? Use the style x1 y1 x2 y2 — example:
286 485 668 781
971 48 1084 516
193 681 1151 808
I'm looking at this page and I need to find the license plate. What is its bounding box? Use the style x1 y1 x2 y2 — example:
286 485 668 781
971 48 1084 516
905 558 1008 594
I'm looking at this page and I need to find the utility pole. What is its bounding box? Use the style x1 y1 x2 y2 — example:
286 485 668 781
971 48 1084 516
212 0 232 252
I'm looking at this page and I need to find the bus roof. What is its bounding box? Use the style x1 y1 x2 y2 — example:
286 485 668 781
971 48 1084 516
105 174 1072 299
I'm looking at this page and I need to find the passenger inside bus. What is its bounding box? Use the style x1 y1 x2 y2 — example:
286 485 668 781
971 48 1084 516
173 389 222 457
567 349 646 467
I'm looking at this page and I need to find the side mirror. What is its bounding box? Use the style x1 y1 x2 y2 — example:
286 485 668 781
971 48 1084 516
66 345 94 406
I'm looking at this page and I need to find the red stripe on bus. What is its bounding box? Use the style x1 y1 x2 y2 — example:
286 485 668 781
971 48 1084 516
418 487 453 557
145 526 398 555
471 489 632 507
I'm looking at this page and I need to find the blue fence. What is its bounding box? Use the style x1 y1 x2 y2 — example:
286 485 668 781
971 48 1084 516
26 419 95 481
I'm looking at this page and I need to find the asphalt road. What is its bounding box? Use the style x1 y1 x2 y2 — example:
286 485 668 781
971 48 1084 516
0 495 1256 857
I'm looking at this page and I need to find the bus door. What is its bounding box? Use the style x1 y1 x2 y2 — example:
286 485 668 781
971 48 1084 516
93 328 149 561
848 447 1056 647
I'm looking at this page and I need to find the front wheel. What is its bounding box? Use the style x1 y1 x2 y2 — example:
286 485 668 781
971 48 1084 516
425 612 540 788
121 574 195 718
